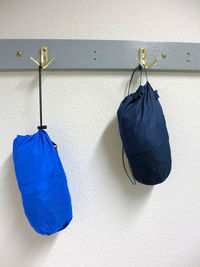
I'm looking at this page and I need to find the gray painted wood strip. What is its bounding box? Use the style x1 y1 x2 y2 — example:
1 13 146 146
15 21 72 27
0 39 199 71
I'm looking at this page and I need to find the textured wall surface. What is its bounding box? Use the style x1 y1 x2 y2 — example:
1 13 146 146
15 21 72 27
0 1 200 266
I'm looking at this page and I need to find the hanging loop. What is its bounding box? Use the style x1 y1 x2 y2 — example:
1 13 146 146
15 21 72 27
139 65 148 85
37 64 47 130
30 46 54 130
127 64 142 95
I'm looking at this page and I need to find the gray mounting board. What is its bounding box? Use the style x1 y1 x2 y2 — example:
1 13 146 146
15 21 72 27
0 39 199 71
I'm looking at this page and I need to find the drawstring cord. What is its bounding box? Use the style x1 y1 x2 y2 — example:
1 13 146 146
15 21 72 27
121 64 148 186
122 146 136 185
37 64 47 130
140 66 148 85
127 65 141 96
37 64 57 151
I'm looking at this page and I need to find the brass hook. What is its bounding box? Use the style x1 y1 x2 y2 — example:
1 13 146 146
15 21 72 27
30 46 55 69
136 48 158 69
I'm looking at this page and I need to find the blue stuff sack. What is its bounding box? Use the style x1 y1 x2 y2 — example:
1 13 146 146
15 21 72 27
117 66 172 185
13 129 73 235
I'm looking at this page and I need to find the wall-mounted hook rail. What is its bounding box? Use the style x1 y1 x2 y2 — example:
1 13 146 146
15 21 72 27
0 39 200 71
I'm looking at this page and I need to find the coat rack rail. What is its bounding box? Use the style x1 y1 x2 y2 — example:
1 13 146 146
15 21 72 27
0 39 200 71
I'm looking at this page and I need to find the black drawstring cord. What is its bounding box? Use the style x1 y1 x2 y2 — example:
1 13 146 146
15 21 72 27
121 64 143 186
37 65 57 151
37 64 47 130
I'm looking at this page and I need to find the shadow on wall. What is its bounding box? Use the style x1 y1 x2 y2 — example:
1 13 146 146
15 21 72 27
0 155 57 267
98 116 153 221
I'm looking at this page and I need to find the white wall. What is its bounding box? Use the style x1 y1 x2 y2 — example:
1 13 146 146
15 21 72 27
0 1 200 266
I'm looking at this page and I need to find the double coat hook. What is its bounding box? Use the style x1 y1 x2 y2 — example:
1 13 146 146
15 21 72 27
136 48 158 69
30 46 55 69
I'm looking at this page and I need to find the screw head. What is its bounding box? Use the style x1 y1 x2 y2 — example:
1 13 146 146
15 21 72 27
162 53 167 58
16 51 22 57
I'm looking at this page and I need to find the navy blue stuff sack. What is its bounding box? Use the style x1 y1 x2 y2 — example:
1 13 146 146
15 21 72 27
13 129 73 235
117 66 171 185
